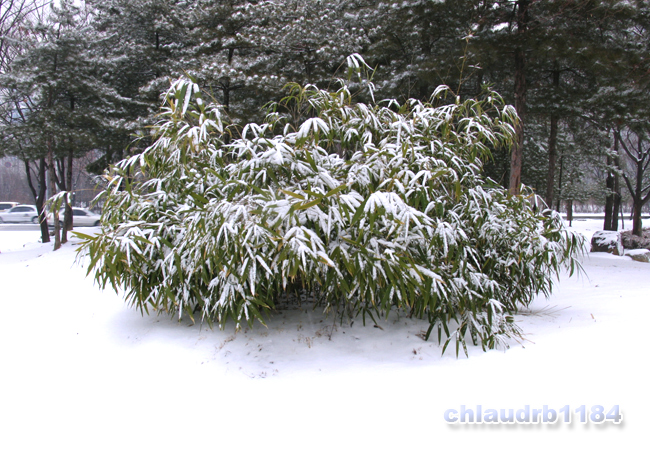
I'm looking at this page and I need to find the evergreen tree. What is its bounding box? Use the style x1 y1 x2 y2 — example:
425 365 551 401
178 0 282 123
0 0 48 72
1 0 122 248
0 1 51 242
361 0 471 102
176 0 368 125
583 1 650 230
83 0 191 173
617 126 650 236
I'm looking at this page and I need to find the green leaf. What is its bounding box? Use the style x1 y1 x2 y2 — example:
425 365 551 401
293 197 322 211
350 196 370 225
324 182 349 199
280 189 305 200
303 147 318 172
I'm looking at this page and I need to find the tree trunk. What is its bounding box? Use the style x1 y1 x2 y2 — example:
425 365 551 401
632 201 643 236
545 61 560 208
47 142 61 251
24 157 50 244
546 113 558 208
555 150 564 212
509 47 526 195
632 134 648 236
631 157 644 236
612 164 621 232
54 156 70 244
604 131 620 231
617 128 648 236
508 0 529 196
604 158 614 230
62 148 74 242
566 199 573 227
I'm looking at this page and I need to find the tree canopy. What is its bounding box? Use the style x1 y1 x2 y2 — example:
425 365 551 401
2 0 649 240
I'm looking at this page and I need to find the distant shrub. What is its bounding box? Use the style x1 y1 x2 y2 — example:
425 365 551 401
79 57 582 355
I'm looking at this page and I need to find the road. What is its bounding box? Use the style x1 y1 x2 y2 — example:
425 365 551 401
0 224 44 231
0 224 98 231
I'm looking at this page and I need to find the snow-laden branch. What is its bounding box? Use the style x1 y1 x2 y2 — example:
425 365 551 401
78 66 583 356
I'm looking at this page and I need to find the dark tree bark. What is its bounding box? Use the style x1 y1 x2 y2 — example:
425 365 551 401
509 0 530 196
555 150 564 212
612 159 621 232
604 153 616 231
65 148 73 229
47 141 61 251
546 114 558 208
24 157 50 243
52 148 75 244
54 149 74 243
604 131 621 231
545 61 560 208
618 129 650 236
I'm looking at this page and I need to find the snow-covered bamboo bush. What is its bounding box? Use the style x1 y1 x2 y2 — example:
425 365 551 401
79 56 583 355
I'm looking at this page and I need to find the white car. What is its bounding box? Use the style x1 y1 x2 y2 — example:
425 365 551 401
49 207 101 227
0 204 40 223
0 201 19 212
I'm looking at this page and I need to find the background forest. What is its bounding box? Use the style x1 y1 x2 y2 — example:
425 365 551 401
1 0 649 236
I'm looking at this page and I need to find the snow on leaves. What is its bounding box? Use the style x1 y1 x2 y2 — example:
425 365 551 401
80 64 583 356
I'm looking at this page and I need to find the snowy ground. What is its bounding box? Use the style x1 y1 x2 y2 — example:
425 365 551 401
0 219 648 449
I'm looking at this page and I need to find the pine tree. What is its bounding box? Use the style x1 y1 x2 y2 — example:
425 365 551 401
82 0 191 173
617 126 650 236
360 0 471 102
0 1 50 242
177 0 282 123
582 1 650 230
176 0 369 125
1 0 123 247
0 1 48 72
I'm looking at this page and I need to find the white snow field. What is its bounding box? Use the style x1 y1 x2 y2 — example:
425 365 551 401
0 219 648 449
